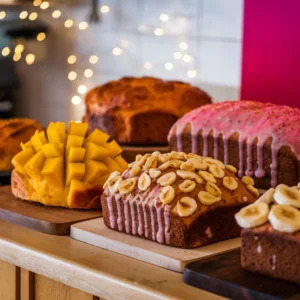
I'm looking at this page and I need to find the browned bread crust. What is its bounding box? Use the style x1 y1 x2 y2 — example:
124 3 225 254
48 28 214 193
0 118 42 171
241 224 300 285
84 77 211 145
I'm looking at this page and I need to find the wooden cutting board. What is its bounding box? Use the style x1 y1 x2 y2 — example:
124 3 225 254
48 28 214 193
183 249 300 300
70 218 241 273
0 186 102 235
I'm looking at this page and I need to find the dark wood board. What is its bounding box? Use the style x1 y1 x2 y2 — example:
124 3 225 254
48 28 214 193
183 249 300 300
0 186 102 235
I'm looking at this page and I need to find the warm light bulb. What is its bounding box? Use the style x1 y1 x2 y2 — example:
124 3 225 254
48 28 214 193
67 55 76 64
179 42 188 50
78 85 87 94
144 61 152 70
26 54 35 65
89 55 98 64
71 96 81 105
37 32 46 41
15 44 24 54
100 5 110 13
2 47 10 56
13 53 21 62
182 54 193 62
154 28 164 36
187 70 197 78
33 0 42 6
64 19 73 28
160 14 169 22
173 52 182 60
40 1 49 9
68 71 77 81
78 22 88 30
112 47 122 56
52 10 61 18
29 12 38 21
0 11 6 20
19 11 28 19
84 69 93 78
165 62 173 70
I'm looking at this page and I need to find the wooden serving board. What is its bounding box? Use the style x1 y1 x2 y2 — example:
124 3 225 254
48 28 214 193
183 249 300 300
70 218 241 273
0 186 102 235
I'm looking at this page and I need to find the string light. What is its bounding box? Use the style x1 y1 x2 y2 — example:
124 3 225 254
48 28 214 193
33 0 42 6
71 96 81 105
2 47 10 56
68 71 77 80
89 55 98 64
165 62 173 70
19 11 28 19
52 10 61 18
79 22 88 30
120 40 129 48
68 55 76 64
15 44 24 54
84 69 93 78
37 32 46 41
64 19 73 28
112 47 122 56
179 42 188 50
78 85 87 94
160 14 169 22
154 28 164 36
187 70 197 78
182 54 193 62
40 1 49 10
100 5 110 13
0 11 6 20
13 53 21 62
26 54 36 65
144 62 152 70
29 12 38 21
173 52 182 60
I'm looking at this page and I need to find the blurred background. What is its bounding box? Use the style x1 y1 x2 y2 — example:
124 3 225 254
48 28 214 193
0 0 243 127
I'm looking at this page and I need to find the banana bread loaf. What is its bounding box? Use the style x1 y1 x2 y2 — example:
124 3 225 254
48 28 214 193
101 151 258 248
168 101 300 189
84 77 211 145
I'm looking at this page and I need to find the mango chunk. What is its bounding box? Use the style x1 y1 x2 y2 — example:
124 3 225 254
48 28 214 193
114 155 128 170
30 131 47 152
66 135 84 153
84 142 110 162
42 143 64 158
12 147 35 174
24 151 46 181
103 140 122 158
66 163 85 186
68 121 88 137
93 173 110 186
47 122 66 144
103 156 123 174
21 141 33 150
67 147 86 162
84 160 108 184
41 157 64 189
84 129 109 146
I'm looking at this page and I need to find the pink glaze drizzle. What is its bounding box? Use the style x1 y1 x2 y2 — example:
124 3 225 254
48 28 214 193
107 196 115 229
169 101 300 187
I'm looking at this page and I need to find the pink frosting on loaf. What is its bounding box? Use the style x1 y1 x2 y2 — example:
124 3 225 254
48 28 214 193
168 101 300 186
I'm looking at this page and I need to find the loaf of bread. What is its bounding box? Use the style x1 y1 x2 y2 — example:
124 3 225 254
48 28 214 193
101 151 258 248
236 184 300 285
84 77 211 145
0 118 42 171
168 101 300 189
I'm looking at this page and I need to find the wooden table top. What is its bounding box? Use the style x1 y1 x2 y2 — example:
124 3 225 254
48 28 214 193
0 219 225 299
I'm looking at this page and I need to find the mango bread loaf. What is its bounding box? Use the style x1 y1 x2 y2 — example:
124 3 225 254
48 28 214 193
84 76 211 145
11 121 127 209
168 101 300 189
236 185 300 285
101 151 258 248
0 118 42 171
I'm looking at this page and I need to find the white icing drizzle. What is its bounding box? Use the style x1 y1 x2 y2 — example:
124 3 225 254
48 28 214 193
107 196 115 229
115 194 123 231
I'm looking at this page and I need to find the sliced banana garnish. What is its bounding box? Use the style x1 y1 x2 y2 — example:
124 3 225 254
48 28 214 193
160 186 175 204
144 156 157 171
203 157 225 169
269 205 300 233
242 176 255 186
169 159 184 168
104 175 123 193
275 184 289 192
223 176 238 190
246 185 260 198
177 170 196 180
118 178 137 194
198 191 221 205
187 158 207 170
135 154 143 162
180 162 195 172
195 174 205 184
170 151 185 160
136 154 151 167
274 185 300 208
129 165 141 177
159 161 171 171
149 168 161 179
199 171 216 183
235 202 269 228
185 153 203 161
225 165 237 174
177 197 197 217
209 164 225 178
138 173 151 191
205 182 222 197
179 179 196 193
255 188 275 205
152 151 161 157
157 172 177 186
103 171 120 188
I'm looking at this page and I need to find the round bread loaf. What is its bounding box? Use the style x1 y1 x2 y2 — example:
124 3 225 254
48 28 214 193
84 77 211 145
0 118 42 171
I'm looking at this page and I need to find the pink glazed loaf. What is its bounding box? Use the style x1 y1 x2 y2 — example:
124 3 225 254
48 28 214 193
168 101 300 189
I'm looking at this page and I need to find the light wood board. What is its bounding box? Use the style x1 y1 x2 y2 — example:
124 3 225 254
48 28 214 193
71 218 241 273
0 186 102 235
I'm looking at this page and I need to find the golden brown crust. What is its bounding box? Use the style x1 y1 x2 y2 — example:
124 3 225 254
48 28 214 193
0 118 43 171
84 77 211 145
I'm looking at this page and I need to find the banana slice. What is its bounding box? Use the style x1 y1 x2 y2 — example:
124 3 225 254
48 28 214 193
203 157 225 169
177 197 197 217
118 178 137 194
159 161 171 171
209 164 225 178
135 154 143 162
235 202 269 228
205 182 221 197
223 176 238 190
274 185 300 208
169 159 184 168
136 154 151 167
187 158 207 170
179 179 196 193
246 185 260 197
152 151 161 157
176 170 196 180
198 191 221 205
275 184 289 192
104 171 120 188
129 165 141 177
170 151 185 160
105 175 123 193
160 186 175 204
157 172 177 186
269 205 300 233
180 162 195 172
144 156 157 171
195 174 205 184
138 173 151 191
255 188 275 205
242 176 255 186
199 171 216 183
225 165 237 174
149 168 161 179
